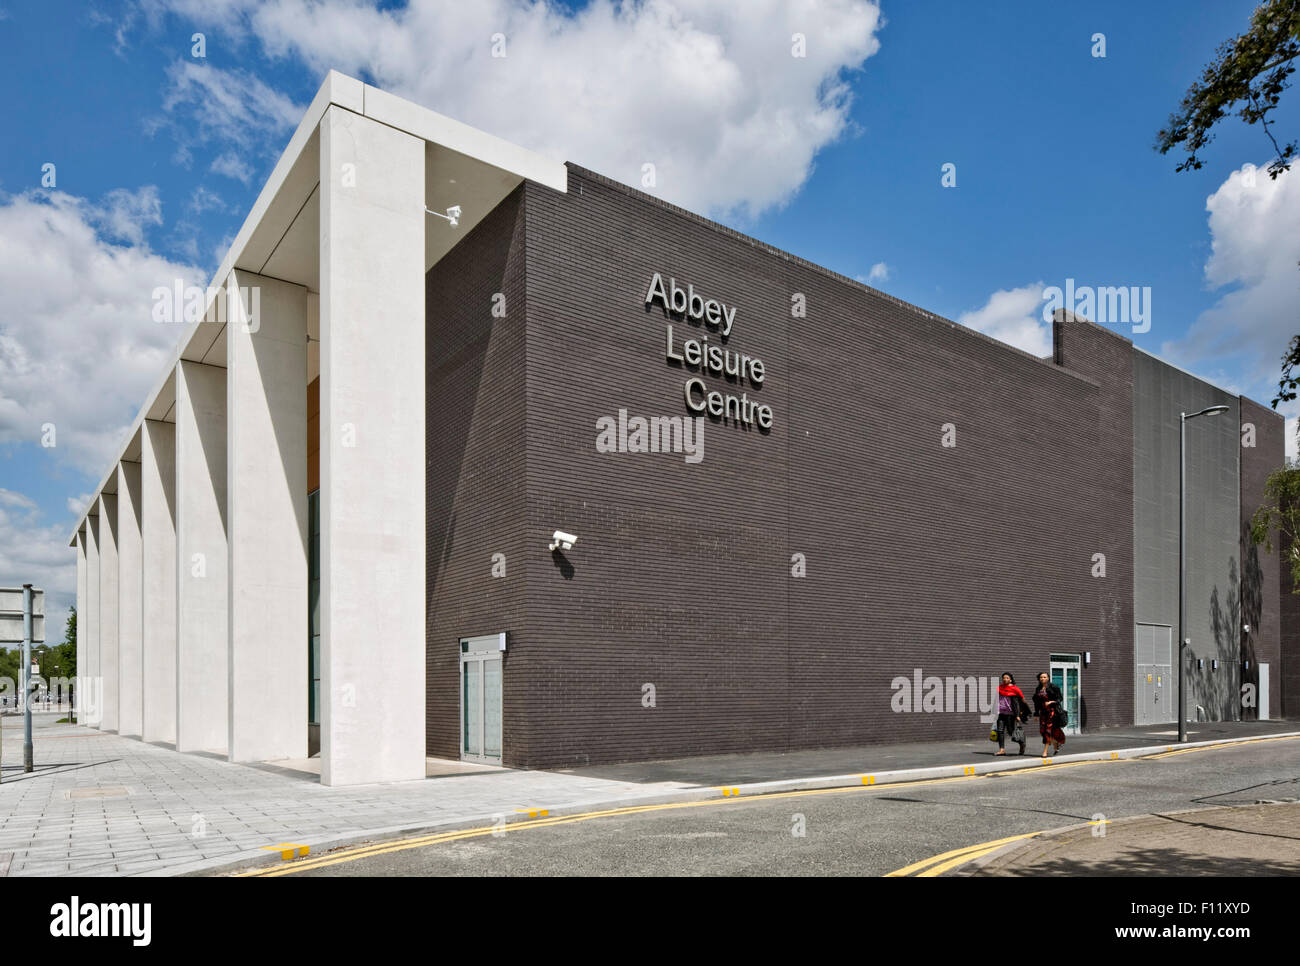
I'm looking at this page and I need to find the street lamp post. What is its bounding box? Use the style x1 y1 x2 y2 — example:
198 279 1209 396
1178 404 1229 743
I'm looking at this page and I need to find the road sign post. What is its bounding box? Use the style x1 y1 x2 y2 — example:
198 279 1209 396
0 585 45 780
22 584 33 772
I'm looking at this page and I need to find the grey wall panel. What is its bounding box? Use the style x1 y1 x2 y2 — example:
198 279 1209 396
1132 351 1242 722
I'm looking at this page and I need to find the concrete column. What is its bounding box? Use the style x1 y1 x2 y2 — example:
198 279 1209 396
116 460 143 738
142 418 177 745
319 105 426 785
97 493 119 732
175 360 228 754
75 527 86 712
84 513 100 726
226 269 309 762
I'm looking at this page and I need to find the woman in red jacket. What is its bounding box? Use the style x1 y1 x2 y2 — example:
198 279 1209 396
994 673 1030 756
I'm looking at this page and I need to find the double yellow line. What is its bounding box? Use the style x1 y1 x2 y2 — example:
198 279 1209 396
238 774 998 876
885 831 1045 877
885 816 1116 877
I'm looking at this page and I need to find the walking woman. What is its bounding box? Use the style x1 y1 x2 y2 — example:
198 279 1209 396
1034 671 1066 757
995 673 1030 756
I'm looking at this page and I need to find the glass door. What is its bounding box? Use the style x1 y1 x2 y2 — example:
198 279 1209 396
1049 653 1081 736
460 636 503 764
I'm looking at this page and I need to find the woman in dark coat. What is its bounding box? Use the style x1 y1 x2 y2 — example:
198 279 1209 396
994 672 1030 756
1034 671 1066 756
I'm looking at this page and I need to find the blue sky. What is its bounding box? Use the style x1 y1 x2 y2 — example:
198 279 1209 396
1 0 1298 620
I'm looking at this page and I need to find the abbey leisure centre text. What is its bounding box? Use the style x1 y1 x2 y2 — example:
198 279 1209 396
646 272 775 430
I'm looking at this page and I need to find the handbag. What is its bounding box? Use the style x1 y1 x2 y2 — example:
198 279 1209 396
1012 720 1025 744
1054 704 1068 727
988 728 999 742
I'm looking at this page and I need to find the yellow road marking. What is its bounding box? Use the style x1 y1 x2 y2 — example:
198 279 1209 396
260 843 309 861
1141 734 1297 760
885 831 1041 877
916 843 1010 877
235 733 1297 876
894 817 1112 877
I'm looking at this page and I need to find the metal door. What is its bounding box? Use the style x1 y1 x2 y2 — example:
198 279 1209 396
1134 623 1173 725
1049 653 1082 736
460 635 503 764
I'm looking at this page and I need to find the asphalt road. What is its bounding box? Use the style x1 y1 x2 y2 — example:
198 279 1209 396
241 739 1299 877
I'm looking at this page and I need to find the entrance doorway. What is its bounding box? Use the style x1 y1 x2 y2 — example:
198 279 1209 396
1134 623 1173 725
1049 653 1082 736
459 635 503 764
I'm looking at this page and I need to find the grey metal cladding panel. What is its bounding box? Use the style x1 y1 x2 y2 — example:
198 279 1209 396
1238 396 1286 718
1131 351 1241 720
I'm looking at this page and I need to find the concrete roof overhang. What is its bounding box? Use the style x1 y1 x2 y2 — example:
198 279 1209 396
68 71 566 546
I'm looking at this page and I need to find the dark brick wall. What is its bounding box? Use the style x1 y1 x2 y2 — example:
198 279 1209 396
507 165 1138 768
425 164 1285 766
425 187 530 759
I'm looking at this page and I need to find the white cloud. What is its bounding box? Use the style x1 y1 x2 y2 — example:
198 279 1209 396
0 488 37 512
0 189 201 476
133 0 884 219
187 185 228 215
92 185 164 246
957 282 1052 357
0 490 77 629
210 152 254 184
1162 162 1300 462
159 60 303 143
66 493 94 518
866 261 890 284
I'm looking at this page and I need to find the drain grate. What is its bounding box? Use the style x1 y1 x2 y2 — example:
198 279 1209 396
64 786 130 799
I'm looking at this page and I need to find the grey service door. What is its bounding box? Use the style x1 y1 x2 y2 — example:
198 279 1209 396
460 635 503 764
1259 663 1270 720
1134 623 1173 725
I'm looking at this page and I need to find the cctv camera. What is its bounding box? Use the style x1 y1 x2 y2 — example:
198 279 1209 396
549 530 577 552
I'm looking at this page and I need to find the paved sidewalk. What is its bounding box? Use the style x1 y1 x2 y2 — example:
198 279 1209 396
556 719 1298 784
962 801 1300 876
1 713 1294 877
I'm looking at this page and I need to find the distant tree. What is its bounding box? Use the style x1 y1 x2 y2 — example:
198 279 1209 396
1276 334 1300 411
1250 458 1300 592
57 606 76 678
1156 0 1300 179
0 647 18 706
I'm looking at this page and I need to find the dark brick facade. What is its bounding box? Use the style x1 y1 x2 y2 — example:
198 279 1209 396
425 188 529 760
425 164 1286 767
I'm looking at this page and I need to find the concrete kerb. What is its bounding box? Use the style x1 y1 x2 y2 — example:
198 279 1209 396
155 785 729 877
157 730 1300 877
